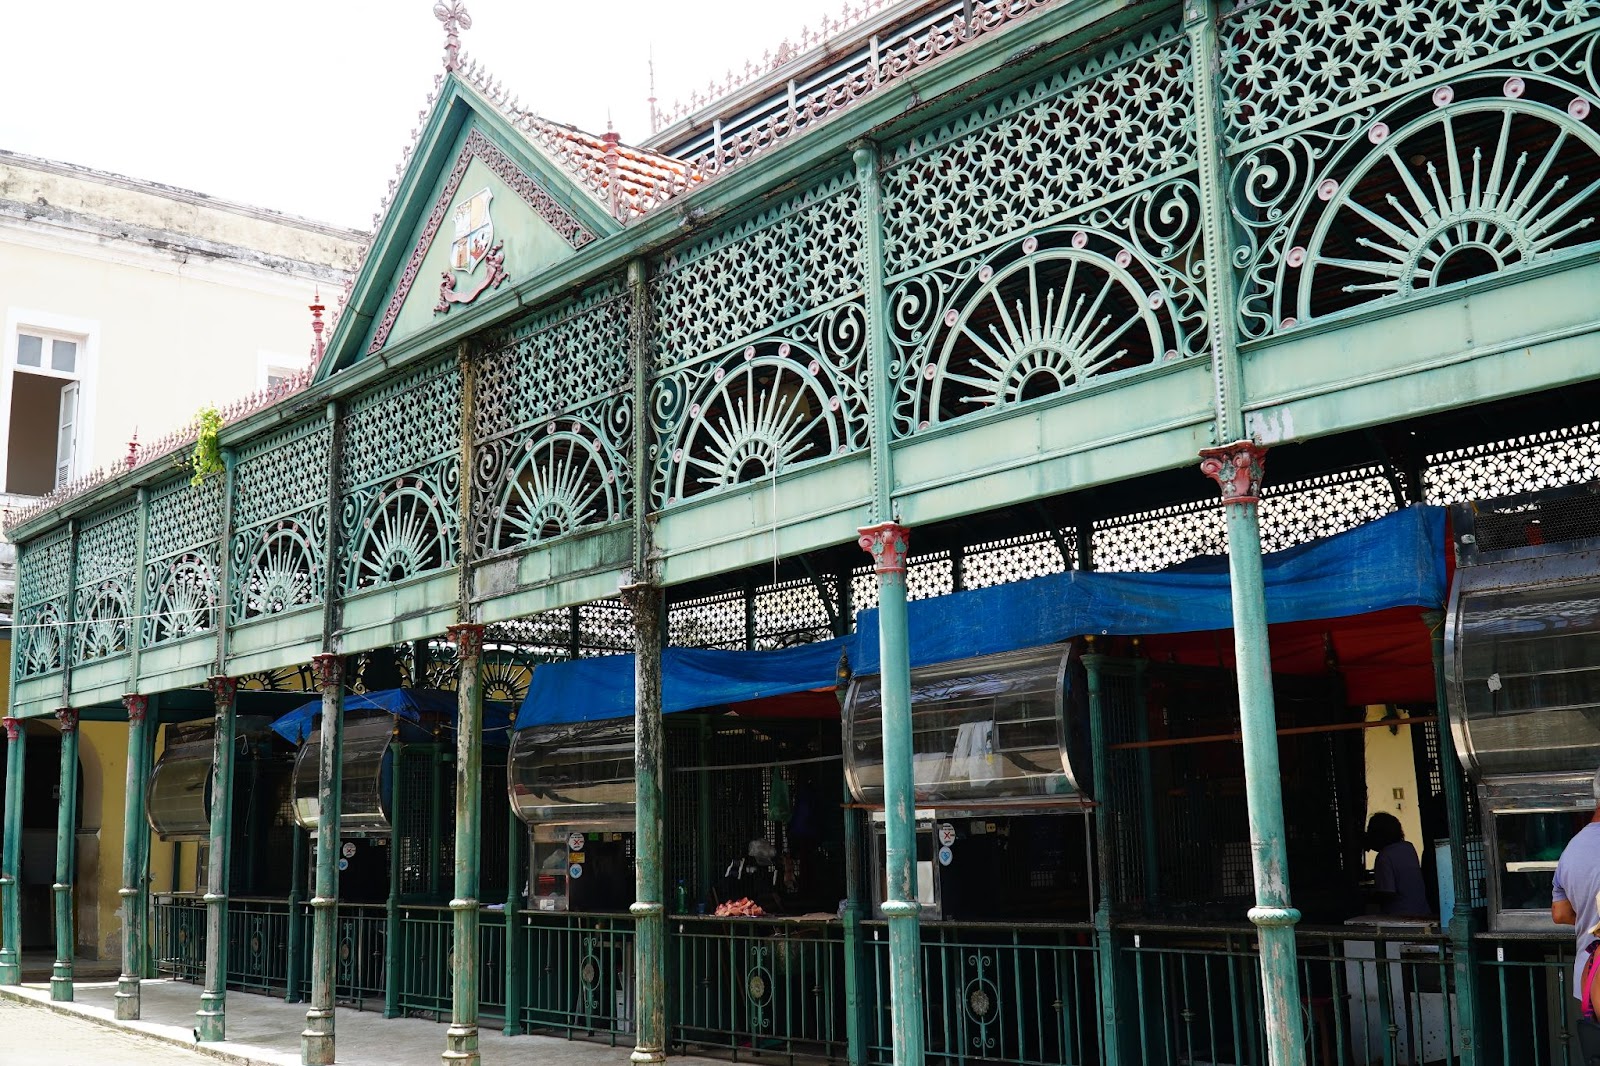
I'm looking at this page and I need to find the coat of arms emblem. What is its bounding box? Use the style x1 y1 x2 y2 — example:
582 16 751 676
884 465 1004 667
435 187 508 314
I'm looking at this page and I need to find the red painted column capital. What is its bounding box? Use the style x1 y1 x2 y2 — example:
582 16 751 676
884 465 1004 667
206 676 238 707
56 709 78 734
447 623 486 660
2 717 19 742
122 694 149 724
858 521 911 575
1200 440 1269 505
310 653 343 691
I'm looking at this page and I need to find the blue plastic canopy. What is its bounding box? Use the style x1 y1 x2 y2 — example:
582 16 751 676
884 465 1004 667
515 506 1447 730
272 688 516 744
853 504 1447 673
516 638 853 730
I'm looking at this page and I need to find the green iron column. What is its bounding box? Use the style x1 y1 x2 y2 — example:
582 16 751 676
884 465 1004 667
1187 0 1305 1057
858 524 925 1066
302 653 344 1066
502 802 523 1037
444 623 487 1066
1426 609 1479 1065
286 823 308 1003
1200 445 1306 1064
0 717 25 985
197 677 238 1040
116 694 152 1019
1082 645 1124 1064
837 652 867 1066
51 708 81 1001
627 582 667 1064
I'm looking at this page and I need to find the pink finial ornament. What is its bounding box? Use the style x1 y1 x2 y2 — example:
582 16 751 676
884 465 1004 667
435 1 472 71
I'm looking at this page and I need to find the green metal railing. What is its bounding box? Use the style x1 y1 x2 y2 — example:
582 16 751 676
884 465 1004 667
519 910 636 1042
397 905 453 1016
1125 923 1467 1066
671 915 849 1063
866 920 1103 1066
1479 931 1585 1066
226 897 292 995
152 893 207 983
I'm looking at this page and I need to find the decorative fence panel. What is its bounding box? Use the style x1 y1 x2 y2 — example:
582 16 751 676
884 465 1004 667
142 474 223 647
70 499 138 665
229 417 332 625
647 174 870 509
866 921 1103 1066
337 358 461 594
470 282 633 558
225 897 293 995
520 910 636 1042
671 915 849 1063
152 893 207 984
13 526 72 680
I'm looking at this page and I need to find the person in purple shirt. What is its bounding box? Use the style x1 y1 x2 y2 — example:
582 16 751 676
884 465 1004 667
1552 768 1600 1000
1365 813 1430 916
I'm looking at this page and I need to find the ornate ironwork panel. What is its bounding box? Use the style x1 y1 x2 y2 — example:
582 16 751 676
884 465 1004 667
338 358 461 592
472 284 632 556
1427 420 1600 503
1232 28 1600 338
962 528 1076 590
143 474 224 647
669 589 747 649
880 28 1203 438
850 552 954 615
229 417 331 624
573 599 634 656
14 526 72 678
1094 497 1229 573
648 175 869 507
752 574 839 649
1219 0 1600 152
879 28 1195 277
71 500 138 664
1258 467 1398 552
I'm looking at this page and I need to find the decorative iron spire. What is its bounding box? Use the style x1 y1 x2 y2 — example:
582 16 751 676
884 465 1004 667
309 287 327 362
125 430 139 470
434 0 471 71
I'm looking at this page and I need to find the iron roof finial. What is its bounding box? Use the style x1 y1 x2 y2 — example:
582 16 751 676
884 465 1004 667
310 287 327 362
434 0 471 71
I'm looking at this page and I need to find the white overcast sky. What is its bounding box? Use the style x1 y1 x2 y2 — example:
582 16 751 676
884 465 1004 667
0 0 849 231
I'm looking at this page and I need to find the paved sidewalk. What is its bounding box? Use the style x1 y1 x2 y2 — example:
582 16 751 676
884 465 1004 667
0 980 723 1066
0 996 218 1065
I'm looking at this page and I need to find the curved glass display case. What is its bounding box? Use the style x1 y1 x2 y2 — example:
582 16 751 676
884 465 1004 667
292 714 396 836
843 643 1091 808
508 718 637 830
146 722 215 841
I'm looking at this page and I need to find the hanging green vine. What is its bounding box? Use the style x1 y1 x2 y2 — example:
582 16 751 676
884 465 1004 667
188 406 225 486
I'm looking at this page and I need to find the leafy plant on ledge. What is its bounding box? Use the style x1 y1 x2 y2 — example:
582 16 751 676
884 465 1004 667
188 406 225 487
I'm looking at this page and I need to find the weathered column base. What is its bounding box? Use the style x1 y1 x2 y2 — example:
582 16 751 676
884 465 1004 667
880 898 925 1064
0 876 18 984
301 1007 336 1066
114 977 142 1020
50 881 74 1001
629 899 666 1065
1248 903 1304 1056
196 991 228 1041
441 1025 480 1065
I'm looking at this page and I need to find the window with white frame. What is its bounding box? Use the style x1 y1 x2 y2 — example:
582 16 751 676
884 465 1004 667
8 326 87 494
257 350 302 391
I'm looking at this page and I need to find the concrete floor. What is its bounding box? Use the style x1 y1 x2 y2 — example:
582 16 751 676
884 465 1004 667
0 996 220 1066
0 980 728 1066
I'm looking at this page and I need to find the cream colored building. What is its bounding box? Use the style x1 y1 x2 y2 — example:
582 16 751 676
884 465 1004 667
0 149 365 617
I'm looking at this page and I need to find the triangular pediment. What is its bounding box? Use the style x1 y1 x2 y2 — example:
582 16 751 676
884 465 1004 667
319 78 621 377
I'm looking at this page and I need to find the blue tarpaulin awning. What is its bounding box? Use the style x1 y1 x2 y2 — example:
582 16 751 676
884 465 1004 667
516 506 1447 731
272 688 516 744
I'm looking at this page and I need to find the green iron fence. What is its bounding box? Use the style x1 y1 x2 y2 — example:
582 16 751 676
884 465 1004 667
866 921 1103 1066
396 905 452 1016
226 897 293 995
520 910 636 1043
1479 931 1585 1066
152 893 206 983
670 915 849 1063
1125 923 1467 1066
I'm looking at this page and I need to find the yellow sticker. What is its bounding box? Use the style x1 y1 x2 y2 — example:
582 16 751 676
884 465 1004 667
568 851 586 864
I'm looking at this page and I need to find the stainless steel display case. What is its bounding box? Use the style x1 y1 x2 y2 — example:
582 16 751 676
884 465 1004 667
146 721 215 841
842 643 1091 808
292 714 397 836
1446 491 1600 930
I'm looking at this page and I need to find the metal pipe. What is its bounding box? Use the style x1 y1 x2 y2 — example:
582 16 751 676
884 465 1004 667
444 623 486 1065
51 708 81 1001
301 654 344 1066
197 677 238 1038
116 694 151 1019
